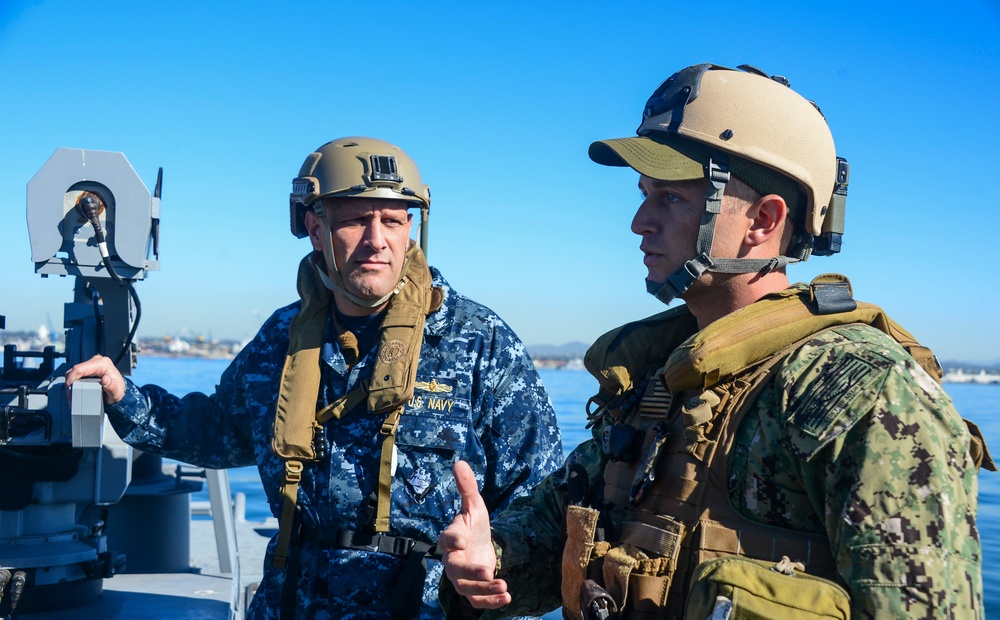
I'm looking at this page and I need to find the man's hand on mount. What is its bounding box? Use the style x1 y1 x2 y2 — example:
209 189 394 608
65 355 126 404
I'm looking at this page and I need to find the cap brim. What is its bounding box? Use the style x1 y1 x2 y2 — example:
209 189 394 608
588 136 707 181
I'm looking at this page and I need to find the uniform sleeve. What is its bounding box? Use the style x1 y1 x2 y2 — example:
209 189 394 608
776 327 983 619
483 430 607 618
436 297 569 618
104 309 292 470
105 351 257 469
475 320 563 514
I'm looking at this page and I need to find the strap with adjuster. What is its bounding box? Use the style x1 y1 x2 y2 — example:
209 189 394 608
273 460 304 569
302 525 433 558
376 406 404 533
316 380 369 424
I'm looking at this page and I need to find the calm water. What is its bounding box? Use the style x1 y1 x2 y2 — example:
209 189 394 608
130 357 1000 616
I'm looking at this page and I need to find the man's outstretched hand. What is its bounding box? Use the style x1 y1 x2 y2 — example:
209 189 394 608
438 460 512 609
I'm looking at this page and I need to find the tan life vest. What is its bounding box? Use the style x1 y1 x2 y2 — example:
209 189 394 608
270 242 443 569
565 274 993 620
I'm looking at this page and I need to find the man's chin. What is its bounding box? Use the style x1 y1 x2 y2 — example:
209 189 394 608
344 279 396 302
645 269 669 285
645 261 687 285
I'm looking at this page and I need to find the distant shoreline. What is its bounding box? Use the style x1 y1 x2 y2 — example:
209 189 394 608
138 351 236 361
3 332 999 378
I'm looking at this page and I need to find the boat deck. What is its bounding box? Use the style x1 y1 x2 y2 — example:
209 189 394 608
15 517 273 619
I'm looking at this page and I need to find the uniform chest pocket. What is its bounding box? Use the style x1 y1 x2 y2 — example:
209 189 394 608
392 402 471 519
395 403 471 454
397 375 471 453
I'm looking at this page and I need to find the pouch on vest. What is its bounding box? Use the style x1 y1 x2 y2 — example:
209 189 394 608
563 505 686 620
685 556 850 620
562 505 607 619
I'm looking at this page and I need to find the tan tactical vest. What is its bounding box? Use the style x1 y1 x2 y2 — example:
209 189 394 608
562 275 993 620
270 243 442 568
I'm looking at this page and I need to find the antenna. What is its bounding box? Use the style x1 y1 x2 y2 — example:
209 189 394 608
154 167 163 199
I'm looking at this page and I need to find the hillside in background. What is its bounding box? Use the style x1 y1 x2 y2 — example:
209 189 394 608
940 360 1000 373
526 341 590 360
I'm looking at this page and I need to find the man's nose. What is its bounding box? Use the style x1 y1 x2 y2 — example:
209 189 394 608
631 198 654 236
364 221 386 248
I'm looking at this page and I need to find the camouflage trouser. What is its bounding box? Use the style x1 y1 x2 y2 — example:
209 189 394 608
247 543 445 620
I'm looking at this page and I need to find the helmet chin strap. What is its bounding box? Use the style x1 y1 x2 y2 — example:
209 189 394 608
646 158 799 305
312 217 412 309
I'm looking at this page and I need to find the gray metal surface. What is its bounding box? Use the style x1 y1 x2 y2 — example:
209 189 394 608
27 147 159 277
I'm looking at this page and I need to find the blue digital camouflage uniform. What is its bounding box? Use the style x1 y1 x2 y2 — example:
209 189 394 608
488 322 982 619
105 266 563 620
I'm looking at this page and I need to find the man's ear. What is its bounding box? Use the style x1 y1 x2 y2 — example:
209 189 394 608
304 209 325 252
745 194 788 249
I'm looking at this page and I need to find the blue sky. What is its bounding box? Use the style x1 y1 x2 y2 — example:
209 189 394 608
1 1 998 362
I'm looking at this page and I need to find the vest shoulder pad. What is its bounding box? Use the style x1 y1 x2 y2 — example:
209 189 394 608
583 306 698 398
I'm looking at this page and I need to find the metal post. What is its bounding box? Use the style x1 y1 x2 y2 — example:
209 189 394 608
205 468 242 618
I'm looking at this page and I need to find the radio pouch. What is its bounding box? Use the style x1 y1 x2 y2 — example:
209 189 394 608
685 556 850 620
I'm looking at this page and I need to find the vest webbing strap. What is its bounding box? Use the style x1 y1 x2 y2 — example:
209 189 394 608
273 459 303 569
376 406 404 533
273 381 368 567
316 380 369 424
620 519 682 558
695 519 836 571
270 242 438 570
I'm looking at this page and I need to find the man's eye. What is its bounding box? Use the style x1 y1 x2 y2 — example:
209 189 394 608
335 217 365 227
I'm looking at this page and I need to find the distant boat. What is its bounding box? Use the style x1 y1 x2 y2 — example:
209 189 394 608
533 357 585 370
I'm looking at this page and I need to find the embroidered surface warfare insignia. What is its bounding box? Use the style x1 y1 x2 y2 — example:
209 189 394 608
414 379 453 393
378 339 406 364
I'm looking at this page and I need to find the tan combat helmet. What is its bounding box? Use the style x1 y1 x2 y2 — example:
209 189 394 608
289 137 432 307
589 64 849 304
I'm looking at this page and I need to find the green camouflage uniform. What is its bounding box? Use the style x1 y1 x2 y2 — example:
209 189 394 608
488 322 982 619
